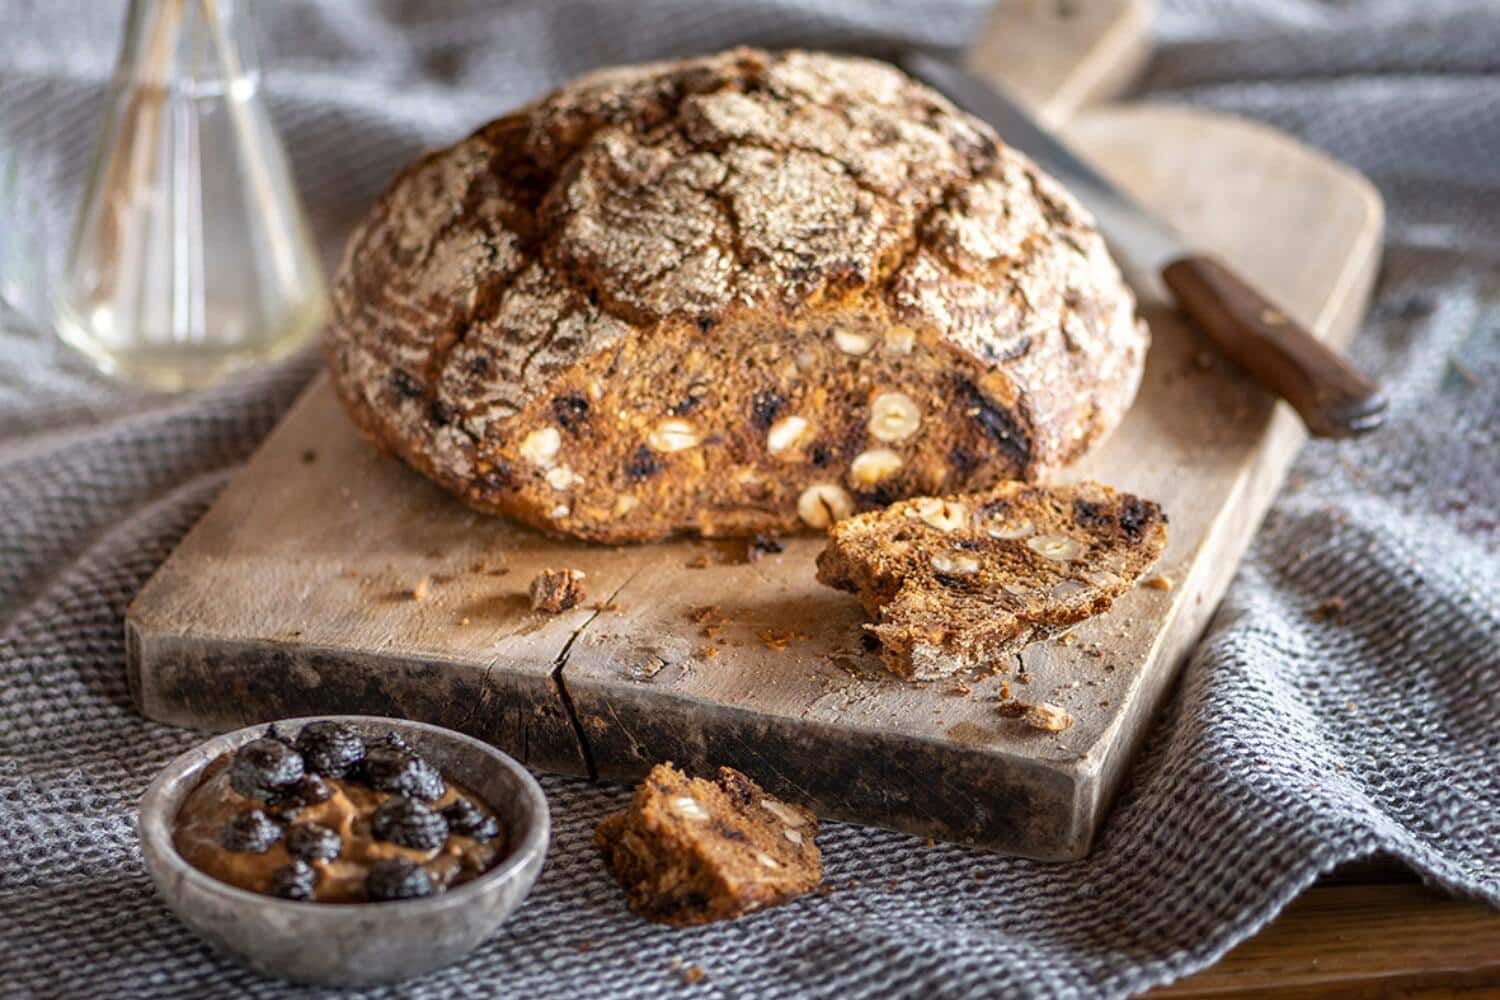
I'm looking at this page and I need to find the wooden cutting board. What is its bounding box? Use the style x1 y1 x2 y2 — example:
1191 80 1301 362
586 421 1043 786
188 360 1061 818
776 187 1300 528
126 1 1383 859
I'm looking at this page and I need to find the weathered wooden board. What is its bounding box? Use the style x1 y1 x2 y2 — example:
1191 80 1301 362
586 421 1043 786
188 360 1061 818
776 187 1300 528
126 2 1383 858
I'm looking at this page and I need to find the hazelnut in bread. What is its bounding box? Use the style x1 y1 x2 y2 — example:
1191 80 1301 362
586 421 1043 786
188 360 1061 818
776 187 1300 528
329 49 1147 542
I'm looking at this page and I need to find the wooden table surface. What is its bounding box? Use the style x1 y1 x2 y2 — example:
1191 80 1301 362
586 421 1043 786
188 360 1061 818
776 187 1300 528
1153 857 1500 997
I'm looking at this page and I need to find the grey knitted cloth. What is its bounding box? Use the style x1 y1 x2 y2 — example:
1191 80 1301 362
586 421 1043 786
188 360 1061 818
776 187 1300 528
2 1 1496 997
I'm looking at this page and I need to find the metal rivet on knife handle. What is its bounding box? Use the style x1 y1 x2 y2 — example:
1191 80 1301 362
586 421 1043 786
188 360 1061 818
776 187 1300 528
1161 254 1387 439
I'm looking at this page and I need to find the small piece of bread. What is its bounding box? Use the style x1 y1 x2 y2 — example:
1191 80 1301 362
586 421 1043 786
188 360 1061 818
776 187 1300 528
529 568 587 613
815 481 1167 679
595 763 822 925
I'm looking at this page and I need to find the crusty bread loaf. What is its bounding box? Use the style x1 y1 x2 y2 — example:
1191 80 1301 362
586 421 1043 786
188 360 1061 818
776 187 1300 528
328 48 1147 543
816 481 1167 679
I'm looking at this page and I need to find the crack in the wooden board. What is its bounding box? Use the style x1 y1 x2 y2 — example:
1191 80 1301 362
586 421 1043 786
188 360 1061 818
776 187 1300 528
602 700 650 763
551 567 643 782
552 654 597 781
453 656 502 734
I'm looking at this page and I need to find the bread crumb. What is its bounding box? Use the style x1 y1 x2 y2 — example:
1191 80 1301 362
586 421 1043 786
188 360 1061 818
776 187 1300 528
759 629 802 652
530 568 587 613
1025 703 1073 732
760 631 791 652
687 553 712 569
1143 574 1174 591
575 940 594 952
1313 595 1346 621
690 605 720 624
997 698 1027 719
410 576 431 601
699 645 720 660
680 965 706 985
459 617 471 626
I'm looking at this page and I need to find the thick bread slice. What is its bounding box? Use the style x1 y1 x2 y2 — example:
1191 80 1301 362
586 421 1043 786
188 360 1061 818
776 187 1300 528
329 48 1146 543
816 481 1167 679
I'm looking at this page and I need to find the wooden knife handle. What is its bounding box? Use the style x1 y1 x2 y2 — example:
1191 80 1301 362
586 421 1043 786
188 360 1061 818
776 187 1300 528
1162 254 1386 438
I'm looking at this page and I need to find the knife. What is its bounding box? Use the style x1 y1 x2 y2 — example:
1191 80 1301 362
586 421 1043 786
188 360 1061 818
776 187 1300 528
901 52 1386 439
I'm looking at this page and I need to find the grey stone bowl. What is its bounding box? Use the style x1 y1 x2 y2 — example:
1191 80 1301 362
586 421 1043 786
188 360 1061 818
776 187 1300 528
139 716 549 987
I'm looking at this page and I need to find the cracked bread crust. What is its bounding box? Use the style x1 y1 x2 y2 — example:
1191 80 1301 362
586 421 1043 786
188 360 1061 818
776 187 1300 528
816 481 1167 679
328 48 1147 543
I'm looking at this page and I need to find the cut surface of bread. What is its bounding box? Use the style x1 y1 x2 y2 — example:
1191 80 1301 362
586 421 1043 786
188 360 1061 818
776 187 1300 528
595 763 822 925
816 481 1167 679
328 48 1147 542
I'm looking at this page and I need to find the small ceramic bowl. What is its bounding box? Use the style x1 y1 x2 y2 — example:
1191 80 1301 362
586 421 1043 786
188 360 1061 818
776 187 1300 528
139 716 549 987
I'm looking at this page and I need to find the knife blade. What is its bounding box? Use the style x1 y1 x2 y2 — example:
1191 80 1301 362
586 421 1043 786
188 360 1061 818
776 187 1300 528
901 52 1386 439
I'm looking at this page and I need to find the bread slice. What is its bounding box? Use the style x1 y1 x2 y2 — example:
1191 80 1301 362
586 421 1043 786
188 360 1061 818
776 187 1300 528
815 481 1167 679
328 49 1147 543
595 763 822 925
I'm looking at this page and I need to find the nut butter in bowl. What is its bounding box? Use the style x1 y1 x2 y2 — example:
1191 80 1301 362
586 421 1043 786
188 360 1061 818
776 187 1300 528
138 717 549 986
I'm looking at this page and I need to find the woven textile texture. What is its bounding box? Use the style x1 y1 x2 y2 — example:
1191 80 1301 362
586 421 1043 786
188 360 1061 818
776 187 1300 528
1 1 1496 997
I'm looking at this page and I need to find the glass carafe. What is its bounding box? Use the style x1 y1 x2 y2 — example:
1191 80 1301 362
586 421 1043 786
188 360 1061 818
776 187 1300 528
53 0 326 392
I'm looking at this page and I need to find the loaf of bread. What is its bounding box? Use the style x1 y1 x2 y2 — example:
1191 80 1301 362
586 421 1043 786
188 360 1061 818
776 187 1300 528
328 48 1147 543
816 481 1167 679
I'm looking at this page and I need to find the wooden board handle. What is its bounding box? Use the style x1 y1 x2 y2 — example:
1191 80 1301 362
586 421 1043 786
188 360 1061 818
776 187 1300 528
1162 254 1387 438
965 0 1155 126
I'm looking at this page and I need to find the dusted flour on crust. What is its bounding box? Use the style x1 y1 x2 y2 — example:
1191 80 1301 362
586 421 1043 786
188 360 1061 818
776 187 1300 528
816 481 1167 679
328 48 1148 543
